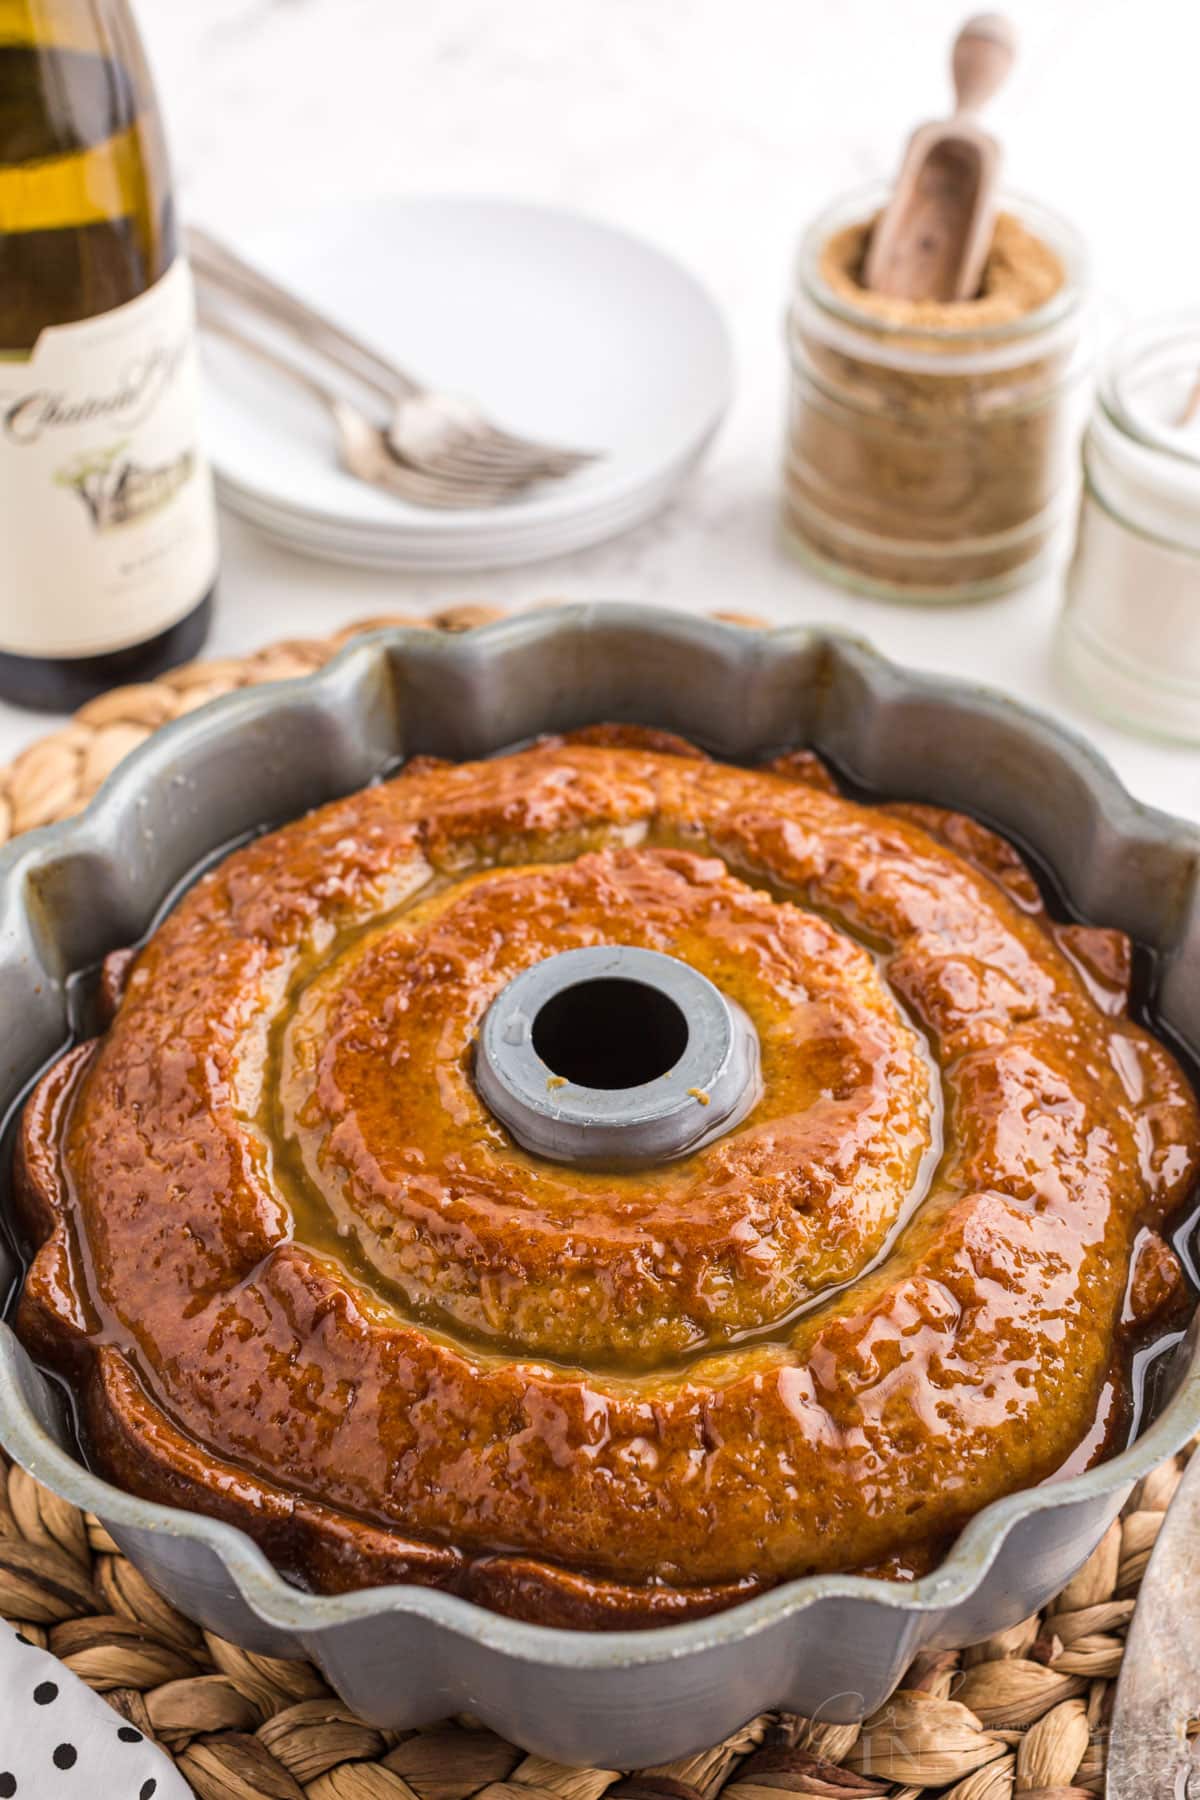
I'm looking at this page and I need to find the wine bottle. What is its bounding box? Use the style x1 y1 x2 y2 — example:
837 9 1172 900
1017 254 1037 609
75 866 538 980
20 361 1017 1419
0 0 217 711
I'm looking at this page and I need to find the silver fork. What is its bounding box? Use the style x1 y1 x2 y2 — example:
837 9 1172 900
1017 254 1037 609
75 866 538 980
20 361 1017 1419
187 225 598 487
197 303 539 509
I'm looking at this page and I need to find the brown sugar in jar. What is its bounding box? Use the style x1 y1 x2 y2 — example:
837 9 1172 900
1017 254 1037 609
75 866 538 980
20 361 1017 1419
782 184 1091 602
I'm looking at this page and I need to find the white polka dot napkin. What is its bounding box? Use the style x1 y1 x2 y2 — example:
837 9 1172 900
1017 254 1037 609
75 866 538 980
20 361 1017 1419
0 1623 189 1800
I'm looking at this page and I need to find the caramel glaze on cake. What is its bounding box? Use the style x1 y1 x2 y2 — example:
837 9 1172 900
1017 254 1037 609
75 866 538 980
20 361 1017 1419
13 729 1200 1626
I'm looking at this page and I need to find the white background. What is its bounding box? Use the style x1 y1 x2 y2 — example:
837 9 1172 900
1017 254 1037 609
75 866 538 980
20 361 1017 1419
5 0 1199 819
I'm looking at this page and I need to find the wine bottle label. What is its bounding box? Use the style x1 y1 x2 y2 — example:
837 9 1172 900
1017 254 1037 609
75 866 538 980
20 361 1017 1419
0 258 218 659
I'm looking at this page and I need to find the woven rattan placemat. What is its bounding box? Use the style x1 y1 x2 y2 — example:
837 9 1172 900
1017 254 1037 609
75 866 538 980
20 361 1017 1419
0 608 1190 1796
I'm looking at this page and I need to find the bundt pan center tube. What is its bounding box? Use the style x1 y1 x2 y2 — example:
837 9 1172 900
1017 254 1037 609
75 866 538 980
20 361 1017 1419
1 605 1199 1766
476 944 761 1164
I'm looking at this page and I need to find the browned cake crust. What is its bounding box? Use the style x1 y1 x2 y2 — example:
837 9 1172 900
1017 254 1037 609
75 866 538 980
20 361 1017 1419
14 733 1200 1624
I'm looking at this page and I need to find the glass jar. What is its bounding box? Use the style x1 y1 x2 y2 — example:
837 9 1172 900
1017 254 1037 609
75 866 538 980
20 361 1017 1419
782 184 1091 603
1057 315 1200 743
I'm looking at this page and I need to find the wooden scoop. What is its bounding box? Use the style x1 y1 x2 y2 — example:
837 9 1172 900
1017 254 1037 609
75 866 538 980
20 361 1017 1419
863 13 1017 303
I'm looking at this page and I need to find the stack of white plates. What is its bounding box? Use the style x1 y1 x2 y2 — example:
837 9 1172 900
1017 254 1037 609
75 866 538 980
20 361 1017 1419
200 197 733 571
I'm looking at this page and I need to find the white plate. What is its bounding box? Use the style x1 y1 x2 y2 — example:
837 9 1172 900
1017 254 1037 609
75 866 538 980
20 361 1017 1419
215 442 709 571
214 429 712 545
217 433 705 546
200 197 732 565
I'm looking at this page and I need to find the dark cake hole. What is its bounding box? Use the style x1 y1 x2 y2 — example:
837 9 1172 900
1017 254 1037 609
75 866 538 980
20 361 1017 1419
532 978 688 1089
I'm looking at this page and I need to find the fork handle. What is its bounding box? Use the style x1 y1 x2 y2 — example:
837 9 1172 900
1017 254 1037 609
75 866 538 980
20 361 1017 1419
194 297 345 410
192 253 383 397
188 225 419 400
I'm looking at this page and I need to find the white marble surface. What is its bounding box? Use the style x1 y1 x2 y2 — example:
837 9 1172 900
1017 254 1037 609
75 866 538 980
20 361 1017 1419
6 0 1200 821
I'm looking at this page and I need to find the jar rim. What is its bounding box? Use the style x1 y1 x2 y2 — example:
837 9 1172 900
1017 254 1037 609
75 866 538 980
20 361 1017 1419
795 181 1088 354
1099 312 1200 475
1082 450 1200 560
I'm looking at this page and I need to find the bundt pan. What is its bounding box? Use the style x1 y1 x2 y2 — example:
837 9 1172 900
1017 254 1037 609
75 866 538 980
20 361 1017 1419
1 605 1199 1767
